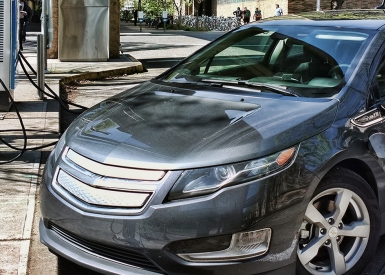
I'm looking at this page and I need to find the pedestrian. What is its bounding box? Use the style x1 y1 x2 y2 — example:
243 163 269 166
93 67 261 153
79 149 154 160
133 9 138 26
243 7 251 24
19 0 33 51
253 7 262 21
123 9 129 22
233 7 242 20
375 0 385 9
331 0 338 9
275 4 283 16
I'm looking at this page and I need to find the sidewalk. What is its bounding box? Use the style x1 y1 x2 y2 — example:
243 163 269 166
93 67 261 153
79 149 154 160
0 23 145 275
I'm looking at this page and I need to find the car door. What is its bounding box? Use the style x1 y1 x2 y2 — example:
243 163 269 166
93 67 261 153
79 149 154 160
364 58 385 159
349 52 385 233
350 45 385 151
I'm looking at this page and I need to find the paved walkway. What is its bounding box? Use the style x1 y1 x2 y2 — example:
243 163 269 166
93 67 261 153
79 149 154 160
0 23 144 275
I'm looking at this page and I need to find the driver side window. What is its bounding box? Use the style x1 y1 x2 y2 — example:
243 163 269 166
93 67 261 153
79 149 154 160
377 64 385 99
370 61 385 107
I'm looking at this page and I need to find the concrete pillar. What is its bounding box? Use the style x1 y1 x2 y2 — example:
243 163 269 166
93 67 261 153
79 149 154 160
48 0 121 60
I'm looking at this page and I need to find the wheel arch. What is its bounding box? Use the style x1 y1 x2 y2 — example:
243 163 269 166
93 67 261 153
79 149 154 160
323 158 379 199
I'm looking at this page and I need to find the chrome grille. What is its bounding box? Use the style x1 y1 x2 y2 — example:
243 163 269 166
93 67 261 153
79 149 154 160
52 147 167 212
66 149 165 181
56 170 151 208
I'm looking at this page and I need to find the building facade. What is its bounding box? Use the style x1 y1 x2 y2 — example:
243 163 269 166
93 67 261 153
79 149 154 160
215 0 381 19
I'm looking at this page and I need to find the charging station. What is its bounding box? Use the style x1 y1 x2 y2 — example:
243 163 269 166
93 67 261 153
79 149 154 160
0 0 19 111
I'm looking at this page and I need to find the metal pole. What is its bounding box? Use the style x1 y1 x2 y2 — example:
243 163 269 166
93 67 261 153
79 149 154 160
44 15 48 72
37 34 45 99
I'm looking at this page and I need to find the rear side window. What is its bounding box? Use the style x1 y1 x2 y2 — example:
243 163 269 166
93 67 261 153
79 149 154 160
371 62 385 103
377 65 385 99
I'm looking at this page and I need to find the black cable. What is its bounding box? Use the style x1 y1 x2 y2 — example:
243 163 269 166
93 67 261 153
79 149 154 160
18 52 87 114
19 50 88 110
0 78 27 164
0 128 58 134
0 49 77 163
1 49 94 164
0 128 58 151
0 77 58 157
0 82 58 163
0 129 58 151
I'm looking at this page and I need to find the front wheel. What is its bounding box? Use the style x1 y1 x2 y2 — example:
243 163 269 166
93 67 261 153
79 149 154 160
297 168 380 275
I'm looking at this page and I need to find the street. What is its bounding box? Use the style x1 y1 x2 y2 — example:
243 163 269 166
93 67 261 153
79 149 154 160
25 22 385 275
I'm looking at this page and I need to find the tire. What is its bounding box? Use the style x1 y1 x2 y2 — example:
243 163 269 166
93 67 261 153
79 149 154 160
297 167 380 275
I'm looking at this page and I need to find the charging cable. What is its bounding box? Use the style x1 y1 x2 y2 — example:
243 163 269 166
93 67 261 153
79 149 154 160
0 78 27 164
18 51 88 113
0 51 91 164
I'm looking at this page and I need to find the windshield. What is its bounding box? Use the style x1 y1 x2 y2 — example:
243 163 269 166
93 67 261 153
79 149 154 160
159 24 373 98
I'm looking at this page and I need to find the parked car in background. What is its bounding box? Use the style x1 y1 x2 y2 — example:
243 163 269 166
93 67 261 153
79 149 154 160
40 10 385 275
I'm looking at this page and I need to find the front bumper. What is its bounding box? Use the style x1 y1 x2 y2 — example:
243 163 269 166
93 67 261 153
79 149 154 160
39 146 315 275
40 217 297 275
40 184 309 274
40 219 162 275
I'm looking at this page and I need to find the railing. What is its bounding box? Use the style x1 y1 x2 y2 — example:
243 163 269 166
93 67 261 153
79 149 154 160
173 15 243 31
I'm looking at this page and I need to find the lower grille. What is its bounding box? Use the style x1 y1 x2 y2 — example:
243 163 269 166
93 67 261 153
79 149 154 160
49 222 165 274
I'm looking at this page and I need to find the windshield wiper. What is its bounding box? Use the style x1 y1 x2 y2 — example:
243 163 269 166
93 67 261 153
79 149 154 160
242 81 298 97
201 79 298 97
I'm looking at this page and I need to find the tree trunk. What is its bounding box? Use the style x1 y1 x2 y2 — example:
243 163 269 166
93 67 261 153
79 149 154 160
195 0 202 29
109 0 120 59
47 0 58 59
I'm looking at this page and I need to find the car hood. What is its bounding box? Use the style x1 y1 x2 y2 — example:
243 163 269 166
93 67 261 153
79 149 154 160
66 81 339 170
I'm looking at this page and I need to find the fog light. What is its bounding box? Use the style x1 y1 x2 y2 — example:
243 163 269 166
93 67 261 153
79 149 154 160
178 228 271 262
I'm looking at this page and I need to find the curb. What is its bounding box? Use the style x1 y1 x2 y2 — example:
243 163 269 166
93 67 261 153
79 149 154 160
60 55 144 85
60 63 144 84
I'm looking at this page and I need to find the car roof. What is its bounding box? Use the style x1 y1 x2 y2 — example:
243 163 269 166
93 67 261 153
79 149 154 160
258 10 385 30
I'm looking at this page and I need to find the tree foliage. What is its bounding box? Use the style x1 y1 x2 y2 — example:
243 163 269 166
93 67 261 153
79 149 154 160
133 0 175 16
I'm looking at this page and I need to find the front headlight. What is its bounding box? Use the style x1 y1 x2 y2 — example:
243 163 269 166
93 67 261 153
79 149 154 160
53 131 67 162
43 131 67 182
168 146 297 200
